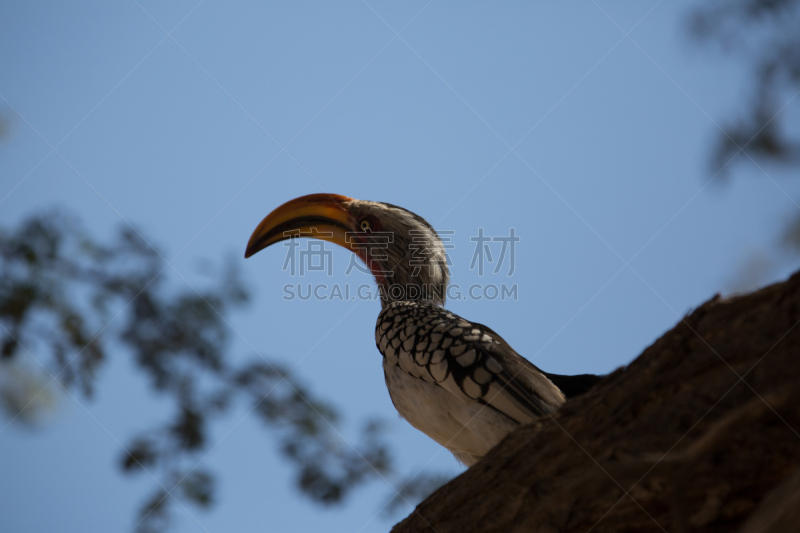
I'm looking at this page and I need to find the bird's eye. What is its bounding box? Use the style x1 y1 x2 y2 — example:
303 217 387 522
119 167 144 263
360 219 371 231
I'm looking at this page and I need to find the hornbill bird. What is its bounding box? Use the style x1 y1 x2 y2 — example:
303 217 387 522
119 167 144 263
245 194 601 466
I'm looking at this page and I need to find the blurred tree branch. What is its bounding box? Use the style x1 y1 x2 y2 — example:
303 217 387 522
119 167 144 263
689 0 800 291
689 0 800 174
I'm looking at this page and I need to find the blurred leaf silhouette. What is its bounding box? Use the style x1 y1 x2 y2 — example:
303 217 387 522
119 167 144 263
689 0 800 291
689 0 800 175
0 211 449 532
0 362 56 423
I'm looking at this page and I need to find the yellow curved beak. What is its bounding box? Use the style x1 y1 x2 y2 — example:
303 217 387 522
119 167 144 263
244 193 356 258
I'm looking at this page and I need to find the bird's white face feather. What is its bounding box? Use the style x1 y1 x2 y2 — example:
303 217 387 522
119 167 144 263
345 199 450 307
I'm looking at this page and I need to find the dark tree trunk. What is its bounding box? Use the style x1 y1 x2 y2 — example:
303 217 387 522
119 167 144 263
393 270 800 533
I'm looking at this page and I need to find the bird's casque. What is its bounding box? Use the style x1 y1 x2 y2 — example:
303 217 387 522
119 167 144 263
245 193 600 466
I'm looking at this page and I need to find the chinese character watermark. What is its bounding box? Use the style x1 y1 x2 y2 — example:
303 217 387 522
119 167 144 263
344 230 395 277
278 227 520 300
409 229 454 278
469 228 519 276
281 229 334 276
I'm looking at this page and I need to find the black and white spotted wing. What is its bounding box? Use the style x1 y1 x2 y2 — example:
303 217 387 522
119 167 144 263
375 301 564 424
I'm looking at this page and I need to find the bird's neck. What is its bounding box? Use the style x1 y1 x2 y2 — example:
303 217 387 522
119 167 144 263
375 270 447 308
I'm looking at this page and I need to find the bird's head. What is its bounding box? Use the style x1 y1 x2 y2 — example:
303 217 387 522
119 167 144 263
245 194 450 306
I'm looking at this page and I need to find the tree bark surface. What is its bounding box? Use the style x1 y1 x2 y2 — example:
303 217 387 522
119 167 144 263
393 271 800 533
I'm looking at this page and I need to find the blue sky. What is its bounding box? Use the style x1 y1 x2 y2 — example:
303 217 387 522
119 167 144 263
1 1 799 532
